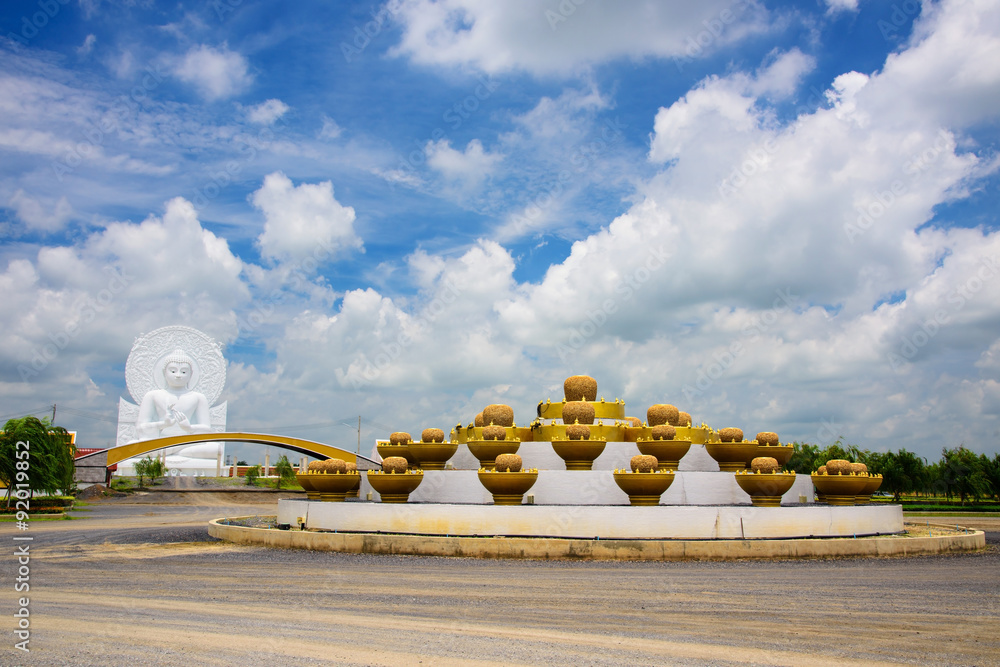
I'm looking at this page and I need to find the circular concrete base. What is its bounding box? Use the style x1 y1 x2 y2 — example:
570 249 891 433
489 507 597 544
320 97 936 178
277 499 906 540
209 518 986 560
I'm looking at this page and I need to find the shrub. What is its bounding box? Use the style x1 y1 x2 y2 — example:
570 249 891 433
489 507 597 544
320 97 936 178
275 455 295 489
245 465 261 486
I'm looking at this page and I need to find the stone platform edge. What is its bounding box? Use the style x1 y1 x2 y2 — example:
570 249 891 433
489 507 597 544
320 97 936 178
208 518 985 561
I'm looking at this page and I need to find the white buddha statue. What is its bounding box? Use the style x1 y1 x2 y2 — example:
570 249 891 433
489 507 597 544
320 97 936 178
135 349 221 462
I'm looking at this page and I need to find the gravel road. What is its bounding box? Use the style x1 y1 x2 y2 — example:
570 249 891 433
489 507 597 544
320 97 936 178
3 496 998 667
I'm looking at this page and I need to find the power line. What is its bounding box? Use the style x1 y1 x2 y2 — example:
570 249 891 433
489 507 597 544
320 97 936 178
360 416 397 434
54 406 118 424
0 406 57 422
231 417 360 433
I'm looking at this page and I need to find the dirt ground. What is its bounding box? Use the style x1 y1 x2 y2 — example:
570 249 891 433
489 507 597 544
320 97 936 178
3 496 999 666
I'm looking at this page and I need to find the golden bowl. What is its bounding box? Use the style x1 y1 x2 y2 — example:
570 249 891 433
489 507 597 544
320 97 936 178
477 470 539 505
366 470 424 503
735 471 796 507
551 439 607 471
612 470 675 506
636 438 692 470
407 441 459 470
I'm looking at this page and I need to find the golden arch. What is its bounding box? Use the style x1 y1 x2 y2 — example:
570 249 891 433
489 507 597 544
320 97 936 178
76 432 376 467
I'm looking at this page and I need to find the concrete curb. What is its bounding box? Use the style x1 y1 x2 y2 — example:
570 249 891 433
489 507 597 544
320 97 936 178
209 518 986 560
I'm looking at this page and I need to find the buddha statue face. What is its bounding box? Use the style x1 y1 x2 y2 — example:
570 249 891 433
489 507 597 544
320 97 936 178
160 349 196 391
164 361 192 390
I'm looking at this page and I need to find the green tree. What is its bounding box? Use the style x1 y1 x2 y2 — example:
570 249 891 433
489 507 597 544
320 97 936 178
245 464 261 486
934 447 989 504
982 453 1000 501
274 455 295 490
149 457 166 484
0 416 75 504
817 440 851 465
134 456 155 488
788 439 860 473
869 449 926 501
787 442 820 473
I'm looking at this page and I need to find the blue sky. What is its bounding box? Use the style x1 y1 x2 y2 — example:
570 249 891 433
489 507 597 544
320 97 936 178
2 0 999 464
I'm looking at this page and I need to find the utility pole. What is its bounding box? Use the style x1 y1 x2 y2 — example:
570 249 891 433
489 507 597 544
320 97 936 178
51 404 56 423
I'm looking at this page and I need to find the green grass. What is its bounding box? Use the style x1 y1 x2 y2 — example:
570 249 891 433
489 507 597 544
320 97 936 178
195 475 304 491
895 504 1000 512
0 513 69 522
904 511 1000 517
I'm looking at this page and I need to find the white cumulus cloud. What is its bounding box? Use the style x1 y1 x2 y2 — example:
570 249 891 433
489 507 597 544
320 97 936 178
246 98 289 124
251 172 363 264
390 0 772 75
425 138 502 190
173 44 252 101
8 190 73 233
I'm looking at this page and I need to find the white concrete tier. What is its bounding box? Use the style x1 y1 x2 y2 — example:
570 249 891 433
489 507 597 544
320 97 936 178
355 470 815 506
278 500 904 540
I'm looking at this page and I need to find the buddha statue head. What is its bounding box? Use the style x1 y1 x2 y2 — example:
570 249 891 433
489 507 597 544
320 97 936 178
161 349 196 391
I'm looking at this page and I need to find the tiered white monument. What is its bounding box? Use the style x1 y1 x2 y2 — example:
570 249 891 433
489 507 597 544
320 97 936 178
115 325 228 477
